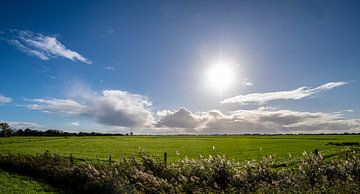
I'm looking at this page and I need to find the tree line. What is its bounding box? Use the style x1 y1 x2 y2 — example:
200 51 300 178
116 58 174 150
0 122 133 137
1 122 359 137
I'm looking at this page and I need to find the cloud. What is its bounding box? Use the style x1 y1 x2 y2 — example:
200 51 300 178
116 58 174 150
7 30 91 64
241 81 253 87
154 108 360 134
26 98 86 115
0 95 12 104
5 121 43 130
104 66 115 70
334 109 355 114
221 81 348 104
69 121 80 127
18 80 358 134
156 108 205 129
25 89 153 128
107 29 115 34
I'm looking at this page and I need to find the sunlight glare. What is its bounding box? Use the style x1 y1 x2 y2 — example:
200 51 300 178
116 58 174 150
206 62 235 95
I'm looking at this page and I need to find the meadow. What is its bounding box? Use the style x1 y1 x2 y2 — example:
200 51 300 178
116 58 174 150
0 135 359 162
0 135 359 193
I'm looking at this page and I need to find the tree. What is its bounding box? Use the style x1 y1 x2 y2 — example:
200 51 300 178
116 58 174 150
15 129 24 136
24 128 32 136
0 122 10 130
0 122 13 137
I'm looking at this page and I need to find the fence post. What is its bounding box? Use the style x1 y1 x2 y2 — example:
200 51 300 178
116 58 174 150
314 149 319 156
164 152 167 167
70 154 74 165
109 154 112 165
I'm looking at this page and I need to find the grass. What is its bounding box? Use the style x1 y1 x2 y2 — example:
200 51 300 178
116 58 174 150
0 169 59 194
0 135 359 162
0 135 359 193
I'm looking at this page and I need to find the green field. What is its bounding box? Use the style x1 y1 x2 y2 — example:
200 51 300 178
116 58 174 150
0 170 58 194
0 135 359 193
1 135 359 162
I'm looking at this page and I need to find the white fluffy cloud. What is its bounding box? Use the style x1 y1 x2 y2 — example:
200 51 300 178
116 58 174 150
23 93 360 134
0 95 12 104
18 80 359 134
221 81 347 104
25 90 153 128
8 30 91 64
154 108 360 134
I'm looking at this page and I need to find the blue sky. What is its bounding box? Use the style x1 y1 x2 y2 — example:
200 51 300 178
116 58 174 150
0 0 359 134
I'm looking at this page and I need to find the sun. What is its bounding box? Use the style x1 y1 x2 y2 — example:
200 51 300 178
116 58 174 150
206 62 235 95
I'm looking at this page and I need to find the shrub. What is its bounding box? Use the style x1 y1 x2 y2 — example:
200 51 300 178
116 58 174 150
0 149 359 193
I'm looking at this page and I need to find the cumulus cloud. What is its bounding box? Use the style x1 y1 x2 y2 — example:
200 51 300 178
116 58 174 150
25 90 153 128
18 80 358 134
154 108 360 134
156 108 205 129
221 81 348 104
7 30 91 64
0 95 12 104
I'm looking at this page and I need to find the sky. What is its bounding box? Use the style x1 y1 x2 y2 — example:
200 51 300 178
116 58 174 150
0 0 360 134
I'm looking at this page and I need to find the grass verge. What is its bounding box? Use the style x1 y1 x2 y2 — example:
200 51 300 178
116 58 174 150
0 169 60 194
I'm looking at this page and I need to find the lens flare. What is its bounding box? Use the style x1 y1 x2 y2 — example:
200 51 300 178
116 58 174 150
206 63 234 95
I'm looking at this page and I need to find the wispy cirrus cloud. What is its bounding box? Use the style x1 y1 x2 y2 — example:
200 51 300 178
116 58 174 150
0 95 12 104
6 30 91 64
221 81 348 104
26 98 86 115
